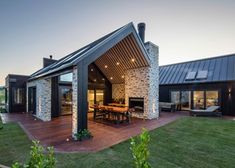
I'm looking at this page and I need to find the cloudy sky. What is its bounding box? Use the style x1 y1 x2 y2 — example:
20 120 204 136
0 0 235 85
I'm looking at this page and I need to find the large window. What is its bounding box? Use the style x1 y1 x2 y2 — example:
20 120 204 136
13 88 24 104
171 90 219 110
206 91 219 108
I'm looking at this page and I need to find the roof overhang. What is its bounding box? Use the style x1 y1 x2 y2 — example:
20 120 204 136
29 22 150 81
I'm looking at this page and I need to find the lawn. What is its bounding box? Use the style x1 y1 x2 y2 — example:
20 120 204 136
0 117 235 168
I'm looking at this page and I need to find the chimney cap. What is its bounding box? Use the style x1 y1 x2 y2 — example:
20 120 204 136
49 55 53 59
138 22 146 27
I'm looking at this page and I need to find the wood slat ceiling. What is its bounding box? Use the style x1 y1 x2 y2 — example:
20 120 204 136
94 34 149 84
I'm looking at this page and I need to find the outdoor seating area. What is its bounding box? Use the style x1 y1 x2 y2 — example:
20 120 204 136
91 104 134 124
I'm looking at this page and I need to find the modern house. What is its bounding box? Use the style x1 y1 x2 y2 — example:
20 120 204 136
159 54 235 116
5 22 159 138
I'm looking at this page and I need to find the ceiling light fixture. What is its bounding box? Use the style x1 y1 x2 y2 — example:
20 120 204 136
131 58 135 62
116 62 120 65
121 75 125 78
91 68 94 71
110 77 113 80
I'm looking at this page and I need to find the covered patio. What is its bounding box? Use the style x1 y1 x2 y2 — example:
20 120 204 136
26 22 159 139
0 112 187 152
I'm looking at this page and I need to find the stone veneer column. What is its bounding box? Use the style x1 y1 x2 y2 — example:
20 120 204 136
125 42 159 119
145 42 159 119
72 67 78 137
27 78 52 121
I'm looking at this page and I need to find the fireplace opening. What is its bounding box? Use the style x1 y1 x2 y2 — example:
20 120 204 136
129 97 144 113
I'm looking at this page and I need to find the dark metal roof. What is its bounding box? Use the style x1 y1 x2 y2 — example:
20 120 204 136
159 53 235 85
30 22 150 81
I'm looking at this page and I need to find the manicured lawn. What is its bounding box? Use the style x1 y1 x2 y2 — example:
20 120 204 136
0 117 235 168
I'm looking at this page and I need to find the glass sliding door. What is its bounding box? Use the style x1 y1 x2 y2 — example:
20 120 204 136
96 90 104 106
171 91 180 104
181 91 191 110
59 86 72 115
87 89 104 112
193 91 205 109
206 91 219 108
88 90 95 112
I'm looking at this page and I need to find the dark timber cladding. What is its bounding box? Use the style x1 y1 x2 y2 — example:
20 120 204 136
5 74 29 113
159 53 235 116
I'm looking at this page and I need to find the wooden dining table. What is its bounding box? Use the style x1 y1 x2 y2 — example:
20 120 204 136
90 105 130 124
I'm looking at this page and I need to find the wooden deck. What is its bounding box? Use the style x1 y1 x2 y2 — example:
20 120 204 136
0 112 188 152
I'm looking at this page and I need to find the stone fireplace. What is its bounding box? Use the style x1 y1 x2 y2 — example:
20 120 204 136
125 42 159 119
129 97 144 113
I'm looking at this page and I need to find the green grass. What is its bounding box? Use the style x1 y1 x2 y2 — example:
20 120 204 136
0 117 235 168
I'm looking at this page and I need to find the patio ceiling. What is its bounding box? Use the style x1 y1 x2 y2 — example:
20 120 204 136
94 34 149 84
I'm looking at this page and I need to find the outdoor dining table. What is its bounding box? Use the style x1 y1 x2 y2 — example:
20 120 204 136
91 105 130 124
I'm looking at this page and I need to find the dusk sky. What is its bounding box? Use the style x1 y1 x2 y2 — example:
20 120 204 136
0 0 235 86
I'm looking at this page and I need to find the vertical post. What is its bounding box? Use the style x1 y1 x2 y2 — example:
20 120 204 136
77 61 88 132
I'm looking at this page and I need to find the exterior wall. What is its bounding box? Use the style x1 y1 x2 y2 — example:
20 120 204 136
112 84 125 100
72 67 78 136
159 82 235 116
125 42 159 119
27 78 52 121
5 75 29 113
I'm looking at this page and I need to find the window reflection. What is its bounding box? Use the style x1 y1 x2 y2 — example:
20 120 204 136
60 73 73 82
171 91 180 104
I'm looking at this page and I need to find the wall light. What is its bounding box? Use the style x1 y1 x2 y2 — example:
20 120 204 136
229 88 232 95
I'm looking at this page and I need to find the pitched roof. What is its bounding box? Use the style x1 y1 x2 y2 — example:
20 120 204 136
159 53 235 85
30 22 150 81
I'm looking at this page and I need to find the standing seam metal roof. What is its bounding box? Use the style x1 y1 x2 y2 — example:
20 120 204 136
159 53 235 85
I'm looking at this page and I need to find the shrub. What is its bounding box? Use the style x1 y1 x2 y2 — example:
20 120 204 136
12 141 56 168
75 129 93 141
130 128 151 168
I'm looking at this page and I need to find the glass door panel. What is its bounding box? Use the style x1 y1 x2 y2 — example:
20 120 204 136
88 90 95 112
59 86 72 115
171 91 180 104
181 91 191 110
96 90 104 106
206 91 219 108
193 91 204 109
